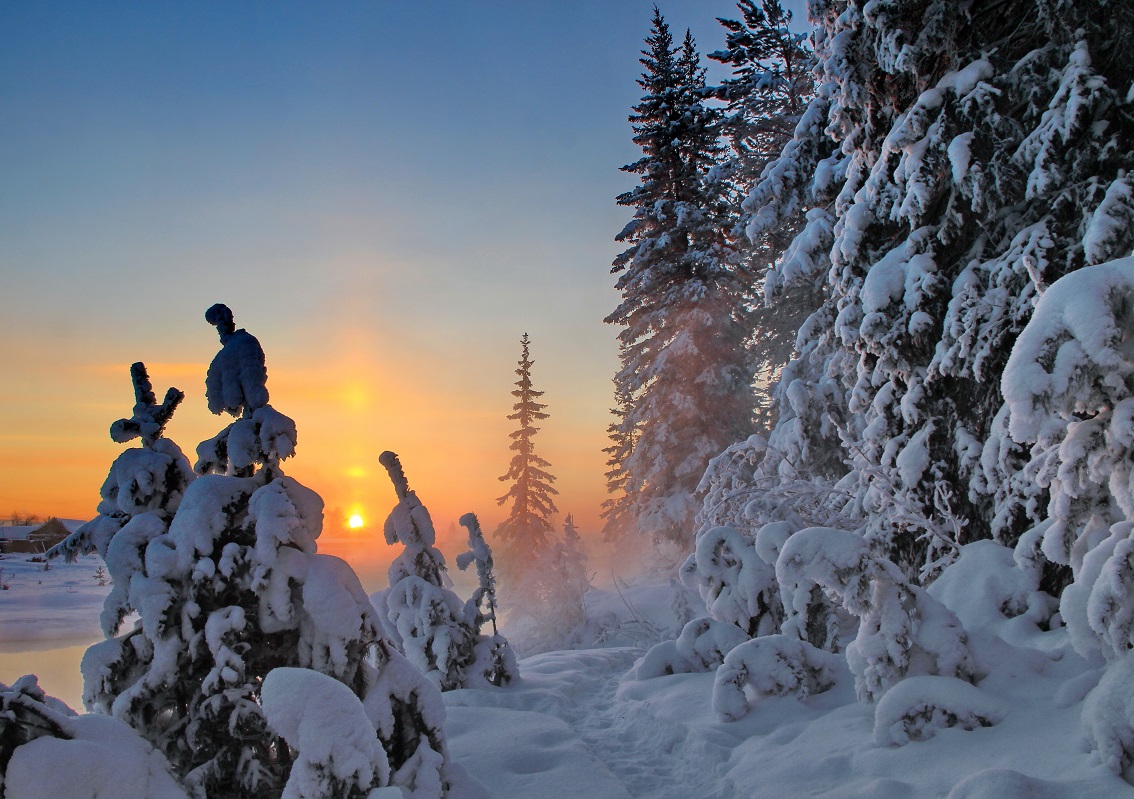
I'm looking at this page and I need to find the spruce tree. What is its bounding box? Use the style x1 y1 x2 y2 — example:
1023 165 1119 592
377 451 484 692
606 9 755 554
456 513 518 687
703 0 1134 584
599 382 638 543
78 306 452 798
710 0 818 435
495 333 558 573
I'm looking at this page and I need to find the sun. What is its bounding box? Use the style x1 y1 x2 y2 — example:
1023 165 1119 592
348 514 365 529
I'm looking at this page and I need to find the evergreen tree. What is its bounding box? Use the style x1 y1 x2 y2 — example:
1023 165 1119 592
547 514 590 636
456 513 518 687
377 451 486 692
494 333 558 577
710 0 818 435
719 0 1134 580
78 306 452 798
606 9 755 554
599 382 638 543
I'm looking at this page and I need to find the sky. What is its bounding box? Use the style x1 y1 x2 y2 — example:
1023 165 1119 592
0 0 809 588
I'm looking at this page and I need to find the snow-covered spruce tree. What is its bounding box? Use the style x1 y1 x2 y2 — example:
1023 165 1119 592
599 381 638 544
709 0 819 436
998 259 1134 774
543 514 591 643
378 451 484 692
717 0 1134 583
80 306 452 799
493 333 559 602
456 513 518 687
606 9 755 557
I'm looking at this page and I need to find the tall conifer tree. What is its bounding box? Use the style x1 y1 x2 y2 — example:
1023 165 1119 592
710 0 817 435
495 333 558 562
605 9 755 553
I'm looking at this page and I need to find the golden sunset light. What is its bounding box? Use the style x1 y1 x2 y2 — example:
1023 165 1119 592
348 514 365 529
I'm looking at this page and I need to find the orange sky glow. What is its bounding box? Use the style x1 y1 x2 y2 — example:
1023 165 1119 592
0 318 614 593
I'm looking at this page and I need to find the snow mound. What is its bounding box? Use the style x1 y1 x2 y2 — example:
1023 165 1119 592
946 769 1063 799
873 675 1009 747
713 634 844 722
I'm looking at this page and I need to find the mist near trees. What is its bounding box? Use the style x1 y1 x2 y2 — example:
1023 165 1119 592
6 0 1134 795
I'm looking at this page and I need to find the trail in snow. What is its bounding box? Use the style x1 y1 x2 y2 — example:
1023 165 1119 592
445 646 743 799
557 648 732 799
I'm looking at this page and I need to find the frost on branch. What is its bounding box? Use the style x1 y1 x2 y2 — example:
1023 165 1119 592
712 634 843 722
776 527 973 702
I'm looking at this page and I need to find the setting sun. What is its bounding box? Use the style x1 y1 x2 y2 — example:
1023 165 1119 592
348 514 365 529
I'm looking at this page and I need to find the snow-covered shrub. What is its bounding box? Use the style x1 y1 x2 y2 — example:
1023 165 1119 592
77 307 453 799
1002 259 1134 666
1 675 188 799
686 525 781 636
1083 651 1134 780
379 451 479 691
712 634 843 722
1003 258 1134 572
261 668 395 799
872 676 1009 747
776 527 973 702
926 539 1057 639
634 616 749 679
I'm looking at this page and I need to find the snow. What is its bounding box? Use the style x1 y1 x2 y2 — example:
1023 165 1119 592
262 667 392 799
2 677 188 799
0 552 111 645
4 571 1134 798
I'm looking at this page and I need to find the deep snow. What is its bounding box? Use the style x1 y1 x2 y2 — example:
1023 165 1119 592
3 564 1134 798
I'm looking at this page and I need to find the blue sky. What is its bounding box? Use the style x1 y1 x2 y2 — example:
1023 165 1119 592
0 0 811 581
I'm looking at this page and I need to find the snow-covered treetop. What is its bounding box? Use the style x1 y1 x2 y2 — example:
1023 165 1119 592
204 303 269 418
109 362 185 447
380 451 437 550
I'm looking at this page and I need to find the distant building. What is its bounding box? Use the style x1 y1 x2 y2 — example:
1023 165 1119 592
0 518 71 554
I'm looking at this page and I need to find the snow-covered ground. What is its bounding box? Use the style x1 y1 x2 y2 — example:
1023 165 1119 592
4 564 1134 798
0 552 110 646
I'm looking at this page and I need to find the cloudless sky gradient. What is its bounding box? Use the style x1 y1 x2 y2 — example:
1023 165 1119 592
0 0 809 588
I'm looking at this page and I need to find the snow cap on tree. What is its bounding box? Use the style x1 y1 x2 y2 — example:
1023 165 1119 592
204 303 269 418
196 305 296 477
